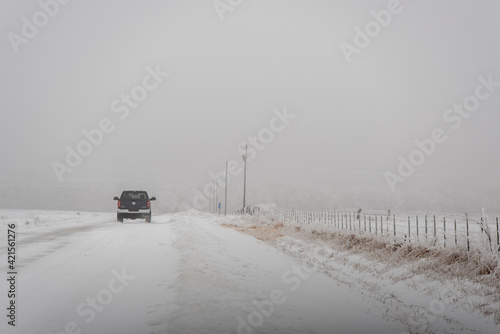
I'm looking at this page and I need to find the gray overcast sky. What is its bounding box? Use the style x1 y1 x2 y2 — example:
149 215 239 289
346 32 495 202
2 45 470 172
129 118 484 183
1 0 500 210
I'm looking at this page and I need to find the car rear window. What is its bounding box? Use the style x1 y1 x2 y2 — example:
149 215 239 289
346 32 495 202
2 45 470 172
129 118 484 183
121 192 148 200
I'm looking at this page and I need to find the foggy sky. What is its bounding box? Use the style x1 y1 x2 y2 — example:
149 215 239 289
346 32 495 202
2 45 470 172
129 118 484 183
1 0 500 212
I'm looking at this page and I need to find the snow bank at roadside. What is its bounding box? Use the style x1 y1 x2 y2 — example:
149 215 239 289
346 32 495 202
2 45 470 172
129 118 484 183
216 212 500 333
0 209 113 232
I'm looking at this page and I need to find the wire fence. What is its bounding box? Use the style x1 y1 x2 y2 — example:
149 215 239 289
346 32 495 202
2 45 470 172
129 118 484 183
270 208 500 254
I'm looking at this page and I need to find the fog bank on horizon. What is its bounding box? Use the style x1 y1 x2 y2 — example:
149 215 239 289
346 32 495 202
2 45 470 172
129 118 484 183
1 0 499 214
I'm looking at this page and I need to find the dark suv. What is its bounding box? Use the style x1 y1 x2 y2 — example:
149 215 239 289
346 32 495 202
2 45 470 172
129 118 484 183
113 191 156 223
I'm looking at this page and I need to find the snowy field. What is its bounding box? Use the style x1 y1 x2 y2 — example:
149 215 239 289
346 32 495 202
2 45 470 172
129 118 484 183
1 210 499 334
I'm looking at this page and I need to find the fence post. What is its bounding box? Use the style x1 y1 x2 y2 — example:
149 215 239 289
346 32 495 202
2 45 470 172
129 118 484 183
393 215 396 239
466 213 470 252
375 216 378 235
380 216 383 235
433 215 437 240
443 217 446 248
364 214 366 232
416 216 419 239
425 215 428 240
497 217 499 251
407 216 411 242
349 212 352 231
369 215 371 233
454 219 457 246
359 213 361 230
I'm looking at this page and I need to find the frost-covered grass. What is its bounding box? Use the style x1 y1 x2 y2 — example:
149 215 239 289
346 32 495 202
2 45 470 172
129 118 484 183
219 208 500 330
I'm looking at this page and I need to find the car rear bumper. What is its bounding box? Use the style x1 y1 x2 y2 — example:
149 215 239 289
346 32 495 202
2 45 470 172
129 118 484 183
117 209 151 214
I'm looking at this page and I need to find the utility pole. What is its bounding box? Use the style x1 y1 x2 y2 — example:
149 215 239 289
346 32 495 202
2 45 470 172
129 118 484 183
224 161 228 216
242 144 247 211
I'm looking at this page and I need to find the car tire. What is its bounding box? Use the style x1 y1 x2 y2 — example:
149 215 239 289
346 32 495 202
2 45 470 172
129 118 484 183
117 214 124 223
146 214 151 223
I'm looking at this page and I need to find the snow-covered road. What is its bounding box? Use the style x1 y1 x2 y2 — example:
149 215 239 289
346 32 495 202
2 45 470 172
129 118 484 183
1 211 405 334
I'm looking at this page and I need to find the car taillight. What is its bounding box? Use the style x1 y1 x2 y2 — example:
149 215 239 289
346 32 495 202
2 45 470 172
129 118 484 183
117 201 121 208
147 201 150 208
